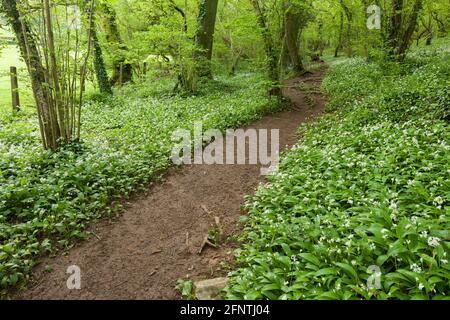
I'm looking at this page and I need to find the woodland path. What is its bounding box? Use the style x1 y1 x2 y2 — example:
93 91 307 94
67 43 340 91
16 67 327 300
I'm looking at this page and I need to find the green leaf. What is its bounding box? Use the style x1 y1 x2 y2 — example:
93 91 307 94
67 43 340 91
335 262 359 282
314 268 337 277
280 243 292 256
299 253 321 267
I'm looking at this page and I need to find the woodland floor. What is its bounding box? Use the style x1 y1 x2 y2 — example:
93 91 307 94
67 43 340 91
15 68 327 300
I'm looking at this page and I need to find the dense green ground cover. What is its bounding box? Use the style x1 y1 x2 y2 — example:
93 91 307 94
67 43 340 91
225 45 450 300
0 73 281 295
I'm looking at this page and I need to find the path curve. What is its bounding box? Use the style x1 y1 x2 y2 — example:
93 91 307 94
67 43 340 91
16 68 327 300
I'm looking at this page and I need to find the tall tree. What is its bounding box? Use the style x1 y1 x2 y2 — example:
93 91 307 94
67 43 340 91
86 1 112 94
1 0 93 149
397 0 423 58
334 11 344 57
194 0 219 78
339 0 352 57
1 0 57 148
92 25 112 93
250 0 281 97
100 1 132 85
386 0 423 60
283 1 306 75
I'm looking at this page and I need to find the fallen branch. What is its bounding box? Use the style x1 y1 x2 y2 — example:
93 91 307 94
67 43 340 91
198 235 218 255
89 231 101 240
201 204 213 216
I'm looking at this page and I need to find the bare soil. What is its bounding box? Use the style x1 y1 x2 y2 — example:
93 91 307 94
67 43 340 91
15 68 327 300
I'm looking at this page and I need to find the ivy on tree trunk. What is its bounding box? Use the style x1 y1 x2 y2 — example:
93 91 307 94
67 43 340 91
283 1 305 75
250 0 282 97
1 0 58 148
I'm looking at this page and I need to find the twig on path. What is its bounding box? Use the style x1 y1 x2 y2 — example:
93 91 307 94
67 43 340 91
112 279 128 289
89 231 101 240
185 232 193 253
300 89 322 94
198 235 218 255
201 204 213 216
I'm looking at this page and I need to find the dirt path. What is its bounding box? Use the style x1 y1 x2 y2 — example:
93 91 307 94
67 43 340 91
15 68 327 300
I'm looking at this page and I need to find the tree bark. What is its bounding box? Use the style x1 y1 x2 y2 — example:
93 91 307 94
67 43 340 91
339 0 352 57
100 2 132 85
44 0 67 140
284 1 305 75
1 0 58 148
334 11 344 58
250 0 281 97
386 0 422 60
92 26 112 93
84 1 111 94
194 0 219 78
396 0 422 59
387 0 404 58
2 0 92 149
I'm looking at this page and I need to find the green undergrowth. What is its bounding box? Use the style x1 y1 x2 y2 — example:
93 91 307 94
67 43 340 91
0 72 282 296
225 45 450 300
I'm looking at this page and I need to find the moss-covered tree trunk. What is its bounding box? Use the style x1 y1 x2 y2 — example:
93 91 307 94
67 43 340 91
339 0 352 57
194 0 219 78
100 2 132 85
386 0 423 61
334 11 344 58
84 1 112 94
387 0 404 57
92 26 112 94
284 1 305 75
396 0 423 59
250 0 281 97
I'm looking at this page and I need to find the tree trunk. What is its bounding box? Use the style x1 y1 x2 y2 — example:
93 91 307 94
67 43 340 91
2 0 92 149
1 0 58 148
431 11 447 36
250 0 281 97
101 2 132 85
44 0 68 140
280 37 291 70
92 26 112 93
387 0 404 58
396 0 422 60
85 1 111 94
284 1 305 75
339 0 352 57
194 0 219 78
335 11 344 58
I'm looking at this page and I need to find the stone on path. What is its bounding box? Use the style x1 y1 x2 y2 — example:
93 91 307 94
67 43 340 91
194 277 229 300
